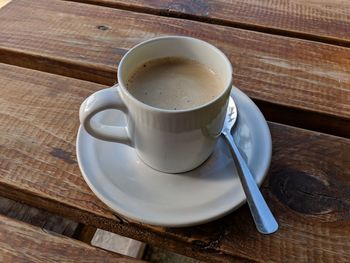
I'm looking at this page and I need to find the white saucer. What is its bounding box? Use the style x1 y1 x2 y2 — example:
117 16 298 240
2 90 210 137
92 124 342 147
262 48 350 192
76 87 272 227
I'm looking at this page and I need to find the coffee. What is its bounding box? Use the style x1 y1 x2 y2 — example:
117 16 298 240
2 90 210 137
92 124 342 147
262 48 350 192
126 57 223 110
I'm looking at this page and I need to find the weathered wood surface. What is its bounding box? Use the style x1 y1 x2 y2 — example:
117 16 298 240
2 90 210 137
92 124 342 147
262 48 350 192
0 196 78 237
92 229 146 259
0 214 144 262
1 63 350 262
65 0 350 46
0 0 349 137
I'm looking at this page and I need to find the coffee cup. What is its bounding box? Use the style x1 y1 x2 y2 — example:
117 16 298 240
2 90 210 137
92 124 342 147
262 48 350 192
79 36 233 173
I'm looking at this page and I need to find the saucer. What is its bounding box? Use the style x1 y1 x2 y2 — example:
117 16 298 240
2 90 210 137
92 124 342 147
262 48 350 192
76 87 272 227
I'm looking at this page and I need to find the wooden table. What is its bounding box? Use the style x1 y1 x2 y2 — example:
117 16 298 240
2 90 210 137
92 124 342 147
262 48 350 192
0 0 349 262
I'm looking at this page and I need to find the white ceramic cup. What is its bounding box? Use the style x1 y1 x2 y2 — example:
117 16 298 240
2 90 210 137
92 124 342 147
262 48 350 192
79 36 233 173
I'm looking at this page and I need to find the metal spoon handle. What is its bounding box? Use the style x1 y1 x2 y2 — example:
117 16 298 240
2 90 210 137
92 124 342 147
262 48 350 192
223 132 278 234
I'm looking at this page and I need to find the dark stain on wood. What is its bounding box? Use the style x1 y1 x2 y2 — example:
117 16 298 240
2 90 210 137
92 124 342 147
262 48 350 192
268 123 350 222
169 0 210 17
50 147 77 164
192 233 223 251
97 25 109 31
270 167 350 216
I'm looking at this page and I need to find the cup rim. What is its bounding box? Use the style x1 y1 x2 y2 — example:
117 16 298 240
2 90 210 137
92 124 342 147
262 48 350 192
117 36 233 113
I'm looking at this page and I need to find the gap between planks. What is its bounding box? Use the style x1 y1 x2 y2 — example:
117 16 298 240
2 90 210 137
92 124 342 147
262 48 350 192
0 196 146 259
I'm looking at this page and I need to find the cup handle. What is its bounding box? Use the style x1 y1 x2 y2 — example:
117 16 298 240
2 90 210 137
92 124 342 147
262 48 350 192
79 84 132 145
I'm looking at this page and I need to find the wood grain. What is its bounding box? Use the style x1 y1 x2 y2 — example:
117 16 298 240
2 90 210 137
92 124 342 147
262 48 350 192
0 196 78 237
65 0 350 46
0 214 144 262
92 229 146 259
0 0 349 137
1 63 350 262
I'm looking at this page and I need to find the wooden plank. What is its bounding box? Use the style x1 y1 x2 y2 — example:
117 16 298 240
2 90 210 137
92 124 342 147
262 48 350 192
0 0 349 137
64 0 350 46
0 214 144 262
1 63 350 262
0 196 78 237
92 229 146 259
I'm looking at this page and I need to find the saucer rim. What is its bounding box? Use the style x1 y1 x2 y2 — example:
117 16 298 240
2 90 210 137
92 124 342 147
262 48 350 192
76 86 272 227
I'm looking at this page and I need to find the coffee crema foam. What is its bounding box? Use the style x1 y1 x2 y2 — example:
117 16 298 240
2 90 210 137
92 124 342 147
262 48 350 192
126 57 223 110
